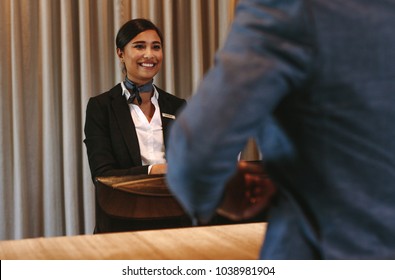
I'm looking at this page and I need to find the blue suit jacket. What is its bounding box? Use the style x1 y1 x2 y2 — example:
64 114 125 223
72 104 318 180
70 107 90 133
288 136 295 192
166 0 395 259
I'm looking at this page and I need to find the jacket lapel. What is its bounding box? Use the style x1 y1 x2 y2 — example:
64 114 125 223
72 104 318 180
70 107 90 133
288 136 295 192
157 91 176 148
110 85 142 165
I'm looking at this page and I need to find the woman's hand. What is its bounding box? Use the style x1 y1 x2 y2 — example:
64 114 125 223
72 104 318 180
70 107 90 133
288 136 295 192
149 163 167 174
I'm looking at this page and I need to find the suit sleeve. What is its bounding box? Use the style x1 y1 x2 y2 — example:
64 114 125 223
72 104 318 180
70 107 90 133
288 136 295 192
84 97 148 180
166 0 314 223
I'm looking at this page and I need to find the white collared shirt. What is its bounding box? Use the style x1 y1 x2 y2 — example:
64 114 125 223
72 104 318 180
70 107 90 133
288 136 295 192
121 82 166 170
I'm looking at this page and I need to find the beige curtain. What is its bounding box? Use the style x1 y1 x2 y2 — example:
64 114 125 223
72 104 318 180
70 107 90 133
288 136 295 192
0 0 238 240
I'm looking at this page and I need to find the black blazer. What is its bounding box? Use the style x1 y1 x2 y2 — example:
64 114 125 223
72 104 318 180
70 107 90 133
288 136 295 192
84 83 186 180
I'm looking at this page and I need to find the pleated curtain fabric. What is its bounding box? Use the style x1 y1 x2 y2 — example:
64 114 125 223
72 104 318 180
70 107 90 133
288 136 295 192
0 0 238 240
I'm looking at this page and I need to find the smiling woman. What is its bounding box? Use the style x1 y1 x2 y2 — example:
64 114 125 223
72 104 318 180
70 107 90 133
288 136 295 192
83 19 187 233
116 20 163 87
0 0 238 240
118 31 163 84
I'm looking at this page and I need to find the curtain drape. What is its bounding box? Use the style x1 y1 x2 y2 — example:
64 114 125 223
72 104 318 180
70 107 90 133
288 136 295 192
0 0 238 240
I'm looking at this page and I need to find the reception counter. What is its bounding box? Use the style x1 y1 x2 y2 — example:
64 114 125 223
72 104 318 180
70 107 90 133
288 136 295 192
0 222 266 260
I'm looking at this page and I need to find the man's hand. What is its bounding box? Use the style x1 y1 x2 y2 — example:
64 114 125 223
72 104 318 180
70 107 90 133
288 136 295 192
217 161 276 221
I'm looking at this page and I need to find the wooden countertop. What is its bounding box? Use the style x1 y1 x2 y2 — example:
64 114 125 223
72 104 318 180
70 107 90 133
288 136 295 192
0 222 266 260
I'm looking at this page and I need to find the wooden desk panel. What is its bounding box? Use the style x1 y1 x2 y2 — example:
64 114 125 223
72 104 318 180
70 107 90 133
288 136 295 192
0 222 266 260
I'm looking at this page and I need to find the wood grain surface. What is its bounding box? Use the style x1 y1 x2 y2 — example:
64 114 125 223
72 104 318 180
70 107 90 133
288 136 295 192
0 222 267 260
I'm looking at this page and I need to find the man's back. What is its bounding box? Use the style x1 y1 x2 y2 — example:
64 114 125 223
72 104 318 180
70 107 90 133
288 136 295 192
167 0 395 259
260 0 395 259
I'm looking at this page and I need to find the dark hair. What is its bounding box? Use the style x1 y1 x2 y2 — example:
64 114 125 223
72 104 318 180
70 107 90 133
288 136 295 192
116 18 164 51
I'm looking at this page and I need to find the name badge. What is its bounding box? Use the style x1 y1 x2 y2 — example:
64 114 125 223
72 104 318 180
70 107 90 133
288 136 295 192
162 113 176 119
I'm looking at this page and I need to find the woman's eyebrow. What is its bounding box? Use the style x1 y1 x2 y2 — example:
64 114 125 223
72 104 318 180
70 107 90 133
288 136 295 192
132 40 161 44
